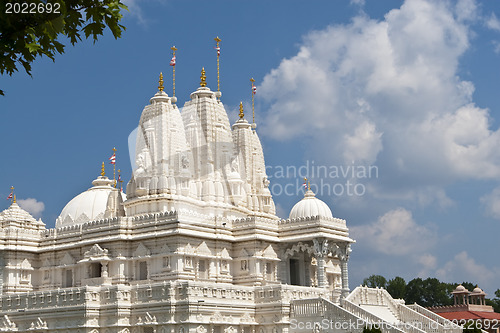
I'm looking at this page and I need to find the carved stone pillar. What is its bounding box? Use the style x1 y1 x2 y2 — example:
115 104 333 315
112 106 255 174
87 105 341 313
313 238 329 288
334 243 352 298
101 261 109 278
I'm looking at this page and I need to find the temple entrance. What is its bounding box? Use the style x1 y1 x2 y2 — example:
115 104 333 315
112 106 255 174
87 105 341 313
289 258 300 285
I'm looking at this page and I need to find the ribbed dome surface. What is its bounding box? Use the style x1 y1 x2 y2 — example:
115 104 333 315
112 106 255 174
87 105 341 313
56 176 126 228
289 190 333 219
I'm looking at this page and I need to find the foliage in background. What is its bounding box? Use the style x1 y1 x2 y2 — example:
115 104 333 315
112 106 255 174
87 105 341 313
0 0 128 95
362 274 500 310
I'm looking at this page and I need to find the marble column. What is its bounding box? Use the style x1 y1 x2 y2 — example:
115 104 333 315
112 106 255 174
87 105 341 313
313 238 329 288
335 243 352 298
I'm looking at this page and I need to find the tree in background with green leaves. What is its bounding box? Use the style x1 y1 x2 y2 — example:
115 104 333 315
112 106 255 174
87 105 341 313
360 275 500 308
387 276 406 299
362 275 387 289
0 0 128 95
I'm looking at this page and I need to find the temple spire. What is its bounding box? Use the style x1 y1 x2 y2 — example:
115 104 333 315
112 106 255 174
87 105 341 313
200 67 207 87
239 102 244 119
101 162 105 177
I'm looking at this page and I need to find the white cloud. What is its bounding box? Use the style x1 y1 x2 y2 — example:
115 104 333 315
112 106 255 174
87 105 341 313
121 0 167 25
486 13 500 31
257 0 500 291
350 0 365 6
259 0 500 207
480 186 500 219
350 208 437 255
343 121 383 164
17 198 45 218
436 251 496 287
417 253 438 277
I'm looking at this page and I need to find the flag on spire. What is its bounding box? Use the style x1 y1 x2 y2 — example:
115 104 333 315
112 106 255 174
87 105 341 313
302 178 308 189
215 46 220 56
252 84 257 95
170 55 176 66
6 186 13 200
109 153 116 165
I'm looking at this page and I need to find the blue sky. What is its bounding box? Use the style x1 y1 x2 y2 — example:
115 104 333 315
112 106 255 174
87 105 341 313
1 0 500 294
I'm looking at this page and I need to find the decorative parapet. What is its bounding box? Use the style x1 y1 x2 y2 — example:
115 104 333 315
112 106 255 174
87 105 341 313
427 303 494 313
279 215 347 229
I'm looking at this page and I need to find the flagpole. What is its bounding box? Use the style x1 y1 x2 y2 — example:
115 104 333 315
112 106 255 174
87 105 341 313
214 36 221 93
171 46 177 97
118 169 123 192
250 78 256 127
112 147 117 187
9 186 14 203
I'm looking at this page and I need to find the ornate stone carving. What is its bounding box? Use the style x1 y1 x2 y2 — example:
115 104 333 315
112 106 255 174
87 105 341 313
0 315 16 331
284 242 314 259
28 317 47 330
84 244 109 259
134 243 151 257
312 239 329 258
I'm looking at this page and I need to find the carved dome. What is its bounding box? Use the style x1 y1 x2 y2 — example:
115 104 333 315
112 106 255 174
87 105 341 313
472 287 485 295
56 175 126 228
289 189 333 219
453 284 468 293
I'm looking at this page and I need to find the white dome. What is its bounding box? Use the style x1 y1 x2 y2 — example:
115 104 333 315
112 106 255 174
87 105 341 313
289 189 333 219
56 176 126 228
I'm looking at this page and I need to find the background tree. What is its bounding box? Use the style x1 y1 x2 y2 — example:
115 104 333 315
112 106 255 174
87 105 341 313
387 276 406 299
405 278 453 307
362 275 387 289
0 0 127 95
488 289 500 312
461 282 476 292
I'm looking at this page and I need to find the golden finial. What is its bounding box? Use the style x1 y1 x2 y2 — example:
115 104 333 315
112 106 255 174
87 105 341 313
200 67 207 87
158 72 164 92
13 195 16 203
239 102 244 119
101 162 105 177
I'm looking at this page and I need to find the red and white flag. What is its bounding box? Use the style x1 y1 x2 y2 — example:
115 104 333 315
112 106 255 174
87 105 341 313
215 47 220 56
252 85 257 95
6 192 12 200
109 153 116 165
170 55 176 66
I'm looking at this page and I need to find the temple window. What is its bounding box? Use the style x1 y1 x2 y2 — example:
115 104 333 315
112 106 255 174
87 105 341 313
139 261 148 280
89 262 102 278
63 269 73 287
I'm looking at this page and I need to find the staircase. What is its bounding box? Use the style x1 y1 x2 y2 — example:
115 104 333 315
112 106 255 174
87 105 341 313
289 286 463 333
